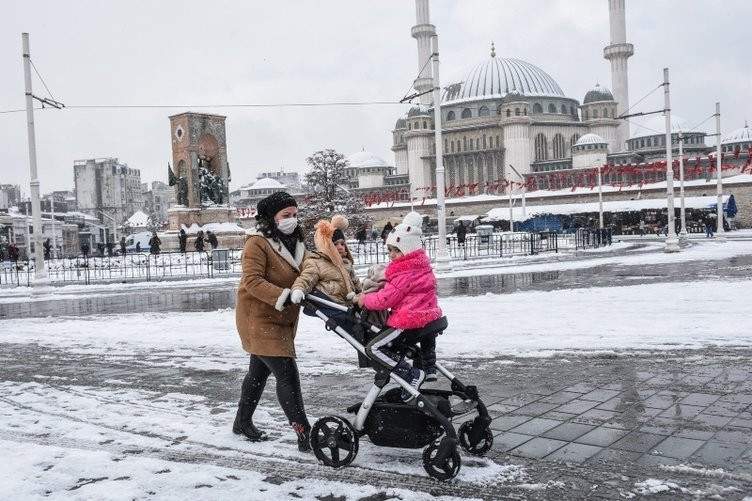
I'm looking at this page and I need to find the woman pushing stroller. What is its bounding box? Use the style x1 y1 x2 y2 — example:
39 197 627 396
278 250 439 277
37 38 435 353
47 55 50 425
353 212 442 401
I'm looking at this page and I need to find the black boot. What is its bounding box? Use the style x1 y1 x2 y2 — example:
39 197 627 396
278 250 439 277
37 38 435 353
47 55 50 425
293 421 311 452
233 406 268 442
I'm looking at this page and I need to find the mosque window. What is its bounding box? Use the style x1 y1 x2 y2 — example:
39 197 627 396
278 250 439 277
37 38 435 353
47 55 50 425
447 111 455 121
548 103 556 113
479 106 490 117
496 135 500 147
444 139 448 151
533 103 543 114
506 109 511 117
461 108 472 119
535 133 548 161
553 134 566 159
497 105 502 115
408 123 412 130
470 138 474 150
593 109 599 118
640 139 645 148
584 110 589 120
570 106 575 115
423 121 427 129
515 108 520 116
561 105 567 114
483 135 487 148
570 134 580 146
524 108 527 115
457 140 461 151
603 108 609 118
451 141 455 153
463 137 467 151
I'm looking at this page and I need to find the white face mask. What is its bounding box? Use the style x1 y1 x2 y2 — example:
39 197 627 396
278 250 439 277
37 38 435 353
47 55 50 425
277 217 298 235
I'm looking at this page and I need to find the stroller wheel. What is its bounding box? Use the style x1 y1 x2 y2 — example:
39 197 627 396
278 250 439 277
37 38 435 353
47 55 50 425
458 420 494 456
310 416 359 468
422 439 461 481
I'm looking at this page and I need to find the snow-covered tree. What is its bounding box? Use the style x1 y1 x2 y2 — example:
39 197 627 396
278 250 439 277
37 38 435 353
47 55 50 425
300 149 370 239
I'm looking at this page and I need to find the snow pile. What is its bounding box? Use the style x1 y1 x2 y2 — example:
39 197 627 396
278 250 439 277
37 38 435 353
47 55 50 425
633 478 680 495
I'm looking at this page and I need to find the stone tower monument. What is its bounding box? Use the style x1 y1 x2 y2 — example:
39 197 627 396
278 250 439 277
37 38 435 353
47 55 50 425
166 112 235 231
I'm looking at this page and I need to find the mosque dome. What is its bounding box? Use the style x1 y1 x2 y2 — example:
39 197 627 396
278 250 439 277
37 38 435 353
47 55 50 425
407 105 431 117
573 133 607 147
442 56 565 104
251 177 284 190
583 84 614 104
347 151 389 169
722 123 752 145
631 115 691 139
394 117 407 130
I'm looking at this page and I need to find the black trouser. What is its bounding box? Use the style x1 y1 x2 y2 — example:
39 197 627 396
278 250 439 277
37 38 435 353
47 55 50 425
238 354 310 431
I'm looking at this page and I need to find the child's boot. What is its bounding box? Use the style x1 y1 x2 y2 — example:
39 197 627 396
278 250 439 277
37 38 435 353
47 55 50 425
292 421 311 452
394 361 425 402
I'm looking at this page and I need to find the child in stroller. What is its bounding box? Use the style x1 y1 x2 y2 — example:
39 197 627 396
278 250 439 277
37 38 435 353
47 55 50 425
353 212 442 401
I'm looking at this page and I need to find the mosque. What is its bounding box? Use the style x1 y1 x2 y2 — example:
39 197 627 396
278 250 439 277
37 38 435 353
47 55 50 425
345 0 751 212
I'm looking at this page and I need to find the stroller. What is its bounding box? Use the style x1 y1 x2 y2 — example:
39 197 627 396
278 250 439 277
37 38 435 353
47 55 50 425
301 293 494 481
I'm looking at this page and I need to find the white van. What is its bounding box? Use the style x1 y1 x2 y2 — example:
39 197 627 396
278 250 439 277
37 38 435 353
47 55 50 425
124 231 152 253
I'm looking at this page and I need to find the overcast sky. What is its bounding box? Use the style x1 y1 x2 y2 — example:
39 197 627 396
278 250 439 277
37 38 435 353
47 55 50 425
1 0 749 196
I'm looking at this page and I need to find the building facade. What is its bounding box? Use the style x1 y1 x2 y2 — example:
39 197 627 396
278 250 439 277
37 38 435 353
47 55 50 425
74 158 143 228
141 180 176 223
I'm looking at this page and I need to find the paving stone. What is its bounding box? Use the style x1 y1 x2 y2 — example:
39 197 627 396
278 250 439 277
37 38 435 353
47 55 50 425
487 403 519 415
702 401 748 417
499 392 544 407
599 383 623 391
542 422 595 442
691 441 747 465
575 427 629 447
555 399 601 415
509 437 568 459
638 454 682 467
539 391 583 405
545 443 602 464
679 393 722 407
637 416 684 435
580 388 620 402
713 429 752 446
692 413 733 428
540 410 578 422
572 408 620 425
719 394 752 405
587 448 641 465
562 382 597 394
642 394 677 410
509 417 563 436
674 427 715 441
492 432 535 452
729 417 752 429
509 401 559 417
610 432 667 453
659 404 705 419
595 396 632 412
651 436 705 459
490 415 530 432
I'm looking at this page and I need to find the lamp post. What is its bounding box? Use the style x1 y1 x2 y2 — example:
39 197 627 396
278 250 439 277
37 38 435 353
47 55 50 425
506 166 515 233
678 132 688 240
715 102 726 242
430 35 451 271
596 159 604 229
662 68 680 252
49 196 57 259
22 33 50 293
508 164 526 220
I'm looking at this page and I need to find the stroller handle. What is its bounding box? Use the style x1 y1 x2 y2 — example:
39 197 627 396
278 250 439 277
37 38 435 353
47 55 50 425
304 293 350 312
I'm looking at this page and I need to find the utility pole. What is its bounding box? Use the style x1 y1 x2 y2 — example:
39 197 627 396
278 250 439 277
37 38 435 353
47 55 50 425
507 166 515 233
596 160 604 230
508 164 526 220
22 33 50 293
678 132 688 240
431 35 451 272
715 102 726 242
662 68 679 252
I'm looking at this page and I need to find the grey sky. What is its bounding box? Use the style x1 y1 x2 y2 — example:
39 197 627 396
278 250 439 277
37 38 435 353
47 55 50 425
1 0 749 195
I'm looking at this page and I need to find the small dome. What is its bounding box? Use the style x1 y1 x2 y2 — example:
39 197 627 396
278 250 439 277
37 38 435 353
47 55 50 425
502 88 526 102
394 117 407 130
583 83 614 104
251 177 284 190
407 105 430 117
347 151 389 169
631 115 691 139
574 133 607 147
722 123 752 145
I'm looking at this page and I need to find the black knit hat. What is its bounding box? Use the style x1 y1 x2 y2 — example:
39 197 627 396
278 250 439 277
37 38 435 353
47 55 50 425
256 191 297 220
332 229 345 242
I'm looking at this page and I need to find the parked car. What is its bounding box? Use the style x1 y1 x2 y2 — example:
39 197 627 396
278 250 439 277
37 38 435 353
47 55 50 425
124 231 152 254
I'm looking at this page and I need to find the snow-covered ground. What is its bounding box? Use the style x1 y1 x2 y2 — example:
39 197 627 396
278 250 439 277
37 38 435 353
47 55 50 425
2 239 752 499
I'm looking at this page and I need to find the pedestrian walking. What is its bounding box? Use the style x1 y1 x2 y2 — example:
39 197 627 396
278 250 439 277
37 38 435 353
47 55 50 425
135 242 141 253
8 242 20 262
82 242 90 257
120 236 127 256
705 218 714 238
455 222 467 246
380 221 393 244
195 231 205 252
178 229 187 253
149 231 162 255
106 241 115 257
43 238 52 260
639 219 645 237
234 191 312 451
207 231 219 250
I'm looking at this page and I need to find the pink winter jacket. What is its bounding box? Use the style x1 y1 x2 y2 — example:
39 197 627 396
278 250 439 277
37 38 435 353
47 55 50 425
363 248 442 330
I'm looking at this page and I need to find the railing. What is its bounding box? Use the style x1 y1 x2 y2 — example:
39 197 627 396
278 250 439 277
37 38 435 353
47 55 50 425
574 228 612 249
1 232 559 287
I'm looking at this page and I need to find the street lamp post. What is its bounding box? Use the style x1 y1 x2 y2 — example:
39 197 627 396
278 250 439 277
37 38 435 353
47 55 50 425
22 33 50 293
715 102 726 242
431 35 451 272
596 160 604 229
508 164 526 221
662 68 680 252
678 132 688 240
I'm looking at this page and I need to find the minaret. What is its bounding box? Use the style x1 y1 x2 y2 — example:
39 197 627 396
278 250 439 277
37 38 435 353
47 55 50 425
603 0 633 152
412 0 436 106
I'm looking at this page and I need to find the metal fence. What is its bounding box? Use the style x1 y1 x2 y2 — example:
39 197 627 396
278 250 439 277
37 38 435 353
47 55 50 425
1 232 559 288
574 228 612 250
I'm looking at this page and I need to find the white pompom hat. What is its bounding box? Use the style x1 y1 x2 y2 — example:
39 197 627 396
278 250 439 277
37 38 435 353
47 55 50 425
385 211 424 255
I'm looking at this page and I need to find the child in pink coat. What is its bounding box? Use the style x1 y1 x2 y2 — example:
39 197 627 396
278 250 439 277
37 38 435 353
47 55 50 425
353 212 442 401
